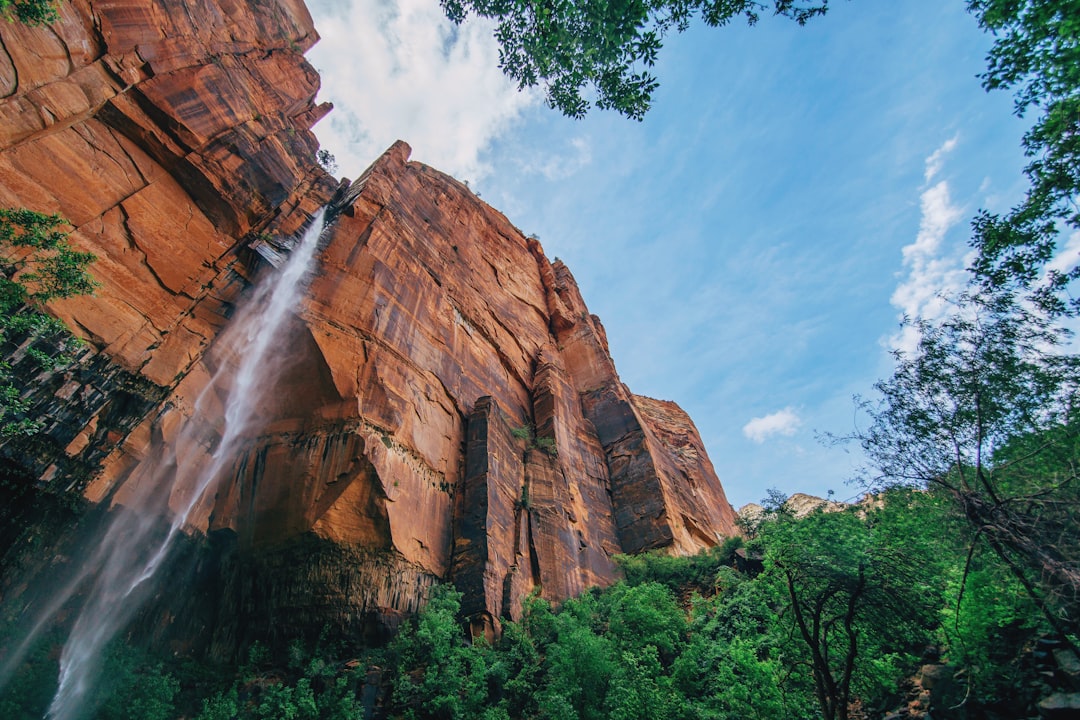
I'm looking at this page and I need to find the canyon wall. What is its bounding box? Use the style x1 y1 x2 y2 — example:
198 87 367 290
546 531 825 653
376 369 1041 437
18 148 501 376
0 0 337 492
0 0 736 651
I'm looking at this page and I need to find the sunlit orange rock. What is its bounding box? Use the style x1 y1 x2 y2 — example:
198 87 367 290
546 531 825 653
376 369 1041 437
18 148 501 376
198 143 738 642
0 0 336 493
0 0 736 651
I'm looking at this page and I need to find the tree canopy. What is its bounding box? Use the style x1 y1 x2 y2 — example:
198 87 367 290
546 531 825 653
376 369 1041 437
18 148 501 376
439 0 831 120
966 0 1080 311
761 504 942 720
854 289 1080 643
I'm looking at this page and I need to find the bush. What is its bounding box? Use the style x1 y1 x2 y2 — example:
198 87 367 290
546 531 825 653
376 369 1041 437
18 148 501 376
0 208 96 436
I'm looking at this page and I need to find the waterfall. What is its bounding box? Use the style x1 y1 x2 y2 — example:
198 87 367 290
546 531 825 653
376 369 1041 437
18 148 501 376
1 210 326 720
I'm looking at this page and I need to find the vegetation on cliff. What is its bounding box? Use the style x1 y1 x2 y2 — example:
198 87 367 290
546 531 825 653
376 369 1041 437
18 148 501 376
0 209 96 436
0 0 58 25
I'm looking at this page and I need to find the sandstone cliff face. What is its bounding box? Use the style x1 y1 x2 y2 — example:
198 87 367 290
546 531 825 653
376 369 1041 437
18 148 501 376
201 142 739 641
0 0 736 651
0 0 336 490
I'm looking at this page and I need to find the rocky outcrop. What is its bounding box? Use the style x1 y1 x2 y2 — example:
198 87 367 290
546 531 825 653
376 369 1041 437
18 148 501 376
0 0 737 653
0 0 337 512
0 0 336 465
199 142 738 641
738 492 848 525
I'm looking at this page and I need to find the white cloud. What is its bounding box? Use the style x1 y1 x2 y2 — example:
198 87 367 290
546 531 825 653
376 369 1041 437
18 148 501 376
517 136 594 180
743 407 802 444
1045 231 1080 278
305 0 540 182
888 137 970 353
923 134 958 183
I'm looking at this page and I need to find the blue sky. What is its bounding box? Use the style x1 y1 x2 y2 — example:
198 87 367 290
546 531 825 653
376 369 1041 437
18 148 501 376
305 0 1032 508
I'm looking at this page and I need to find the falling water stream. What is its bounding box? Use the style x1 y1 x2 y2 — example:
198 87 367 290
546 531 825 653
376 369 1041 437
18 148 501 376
1 210 326 720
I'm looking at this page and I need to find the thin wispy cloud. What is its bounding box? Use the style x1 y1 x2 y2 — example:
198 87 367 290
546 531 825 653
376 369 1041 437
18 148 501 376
1045 231 1080 278
517 136 593 180
743 408 802 444
306 0 539 182
923 135 958 183
889 136 970 353
1046 232 1080 350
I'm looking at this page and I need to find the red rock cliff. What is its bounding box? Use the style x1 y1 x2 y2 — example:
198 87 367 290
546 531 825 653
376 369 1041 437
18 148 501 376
0 0 737 649
0 0 337 492
202 142 738 642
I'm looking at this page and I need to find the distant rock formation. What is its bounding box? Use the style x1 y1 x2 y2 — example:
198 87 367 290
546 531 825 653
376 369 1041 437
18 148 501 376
738 492 848 525
0 0 737 653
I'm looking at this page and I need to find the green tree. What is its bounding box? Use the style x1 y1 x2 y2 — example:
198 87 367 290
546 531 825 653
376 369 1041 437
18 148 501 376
0 208 96 436
672 575 806 720
760 502 941 720
601 582 686 660
604 646 680 720
486 620 544 719
440 0 830 120
0 0 59 25
388 584 494 719
94 661 180 720
538 616 614 720
940 552 1044 707
191 649 366 720
966 0 1080 312
854 291 1080 640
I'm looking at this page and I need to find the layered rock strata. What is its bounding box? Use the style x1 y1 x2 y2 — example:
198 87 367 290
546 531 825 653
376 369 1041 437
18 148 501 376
199 142 739 640
0 0 737 650
0 0 336 492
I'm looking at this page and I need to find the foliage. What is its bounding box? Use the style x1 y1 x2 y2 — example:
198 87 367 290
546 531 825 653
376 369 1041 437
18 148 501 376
940 556 1043 706
671 575 804 719
604 646 680 720
0 208 96 436
760 500 942 720
93 650 180 720
0 628 182 720
854 294 1074 489
965 0 1080 312
0 483 1053 720
510 423 559 456
854 291 1080 639
534 436 558 456
735 487 794 538
0 0 59 25
0 625 65 720
613 537 740 593
439 0 830 120
388 584 494 719
316 149 338 174
604 582 686 659
7 492 1060 720
192 641 366 720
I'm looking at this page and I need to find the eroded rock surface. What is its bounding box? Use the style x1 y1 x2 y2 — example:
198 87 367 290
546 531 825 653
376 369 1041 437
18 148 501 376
0 0 336 495
0 0 737 652
198 142 739 639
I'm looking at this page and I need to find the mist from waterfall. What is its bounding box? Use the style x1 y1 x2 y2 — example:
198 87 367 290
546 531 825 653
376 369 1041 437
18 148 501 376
0 210 326 720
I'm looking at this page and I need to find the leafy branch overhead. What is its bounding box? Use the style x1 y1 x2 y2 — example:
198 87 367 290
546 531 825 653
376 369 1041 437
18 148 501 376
967 0 1080 312
440 0 830 119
